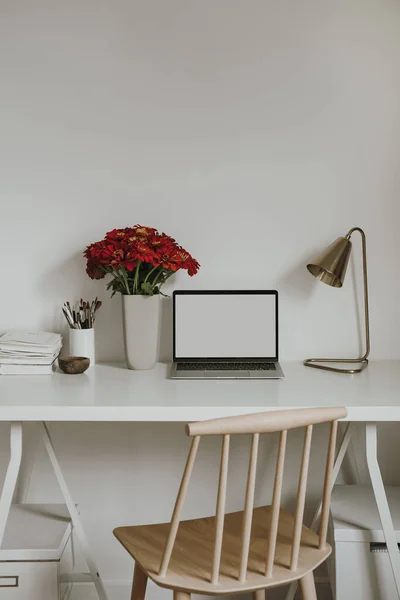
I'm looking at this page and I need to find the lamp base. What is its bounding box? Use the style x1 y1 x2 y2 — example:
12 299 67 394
303 358 369 374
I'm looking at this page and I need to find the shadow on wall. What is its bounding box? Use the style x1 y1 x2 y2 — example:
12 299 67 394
37 251 126 362
277 251 317 301
159 296 173 363
349 254 364 357
37 251 175 363
34 247 364 365
278 248 364 358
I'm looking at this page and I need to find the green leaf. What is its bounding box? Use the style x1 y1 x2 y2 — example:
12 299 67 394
141 282 154 296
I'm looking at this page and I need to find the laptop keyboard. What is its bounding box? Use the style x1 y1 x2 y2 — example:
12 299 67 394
176 362 276 371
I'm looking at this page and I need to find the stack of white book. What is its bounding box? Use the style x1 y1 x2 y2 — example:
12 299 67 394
0 331 62 375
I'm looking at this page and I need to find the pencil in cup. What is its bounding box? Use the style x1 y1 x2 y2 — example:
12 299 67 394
62 298 102 329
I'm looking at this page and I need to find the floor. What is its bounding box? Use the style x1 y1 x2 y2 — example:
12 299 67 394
69 581 333 600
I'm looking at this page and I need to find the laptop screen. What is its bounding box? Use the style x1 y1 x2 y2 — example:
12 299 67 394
173 291 278 361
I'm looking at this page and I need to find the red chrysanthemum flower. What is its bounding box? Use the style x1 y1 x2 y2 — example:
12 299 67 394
84 225 200 295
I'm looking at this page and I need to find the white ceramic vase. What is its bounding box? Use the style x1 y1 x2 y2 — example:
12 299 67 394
122 294 161 370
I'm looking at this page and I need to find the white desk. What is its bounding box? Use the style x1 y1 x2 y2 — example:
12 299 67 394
0 360 399 600
0 360 399 421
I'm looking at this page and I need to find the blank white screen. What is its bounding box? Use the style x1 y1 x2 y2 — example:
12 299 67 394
174 293 277 359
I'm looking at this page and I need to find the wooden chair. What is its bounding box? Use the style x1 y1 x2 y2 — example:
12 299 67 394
114 406 347 600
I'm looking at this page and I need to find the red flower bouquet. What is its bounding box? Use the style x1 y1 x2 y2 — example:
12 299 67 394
84 225 200 296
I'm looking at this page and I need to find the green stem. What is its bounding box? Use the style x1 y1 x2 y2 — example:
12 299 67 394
120 267 131 295
152 269 164 287
134 261 141 293
158 270 174 295
144 265 158 284
102 266 119 280
152 268 174 291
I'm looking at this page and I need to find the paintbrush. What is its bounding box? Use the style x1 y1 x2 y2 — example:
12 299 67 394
62 298 102 329
62 307 74 328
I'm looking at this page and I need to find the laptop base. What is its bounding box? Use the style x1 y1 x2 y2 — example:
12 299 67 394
170 362 284 380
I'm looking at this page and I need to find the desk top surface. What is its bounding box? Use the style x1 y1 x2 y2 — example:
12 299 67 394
0 361 398 422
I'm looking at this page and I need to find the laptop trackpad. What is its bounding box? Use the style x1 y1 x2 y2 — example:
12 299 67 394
181 370 205 378
205 370 250 379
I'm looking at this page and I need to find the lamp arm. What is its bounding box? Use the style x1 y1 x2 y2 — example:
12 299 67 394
304 227 370 373
346 227 370 360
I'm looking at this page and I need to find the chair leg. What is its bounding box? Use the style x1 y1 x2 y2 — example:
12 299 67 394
299 571 317 600
131 563 148 600
253 590 265 600
173 592 191 600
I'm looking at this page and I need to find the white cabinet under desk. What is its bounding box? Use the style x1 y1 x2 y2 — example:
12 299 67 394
0 360 399 600
0 504 72 600
329 485 400 600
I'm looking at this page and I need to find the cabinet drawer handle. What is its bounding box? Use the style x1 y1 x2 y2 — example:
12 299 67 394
0 576 19 587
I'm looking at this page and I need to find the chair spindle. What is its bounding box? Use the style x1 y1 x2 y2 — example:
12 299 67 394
239 433 260 582
265 429 287 577
159 435 201 577
211 434 230 584
319 420 338 549
290 425 313 571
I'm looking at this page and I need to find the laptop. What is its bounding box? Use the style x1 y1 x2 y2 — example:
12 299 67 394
170 290 284 379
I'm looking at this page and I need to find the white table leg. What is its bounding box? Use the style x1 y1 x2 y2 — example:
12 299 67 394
0 423 23 547
41 422 108 600
310 422 354 530
365 422 400 598
14 423 45 504
284 422 354 600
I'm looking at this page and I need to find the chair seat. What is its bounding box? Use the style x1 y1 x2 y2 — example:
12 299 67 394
114 505 331 594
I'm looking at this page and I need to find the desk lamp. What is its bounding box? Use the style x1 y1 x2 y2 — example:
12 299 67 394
304 227 370 374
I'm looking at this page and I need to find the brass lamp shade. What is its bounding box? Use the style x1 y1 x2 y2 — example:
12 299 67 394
304 227 370 374
307 237 352 288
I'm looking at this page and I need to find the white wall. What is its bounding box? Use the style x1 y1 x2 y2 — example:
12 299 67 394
1 1 400 598
1 0 400 361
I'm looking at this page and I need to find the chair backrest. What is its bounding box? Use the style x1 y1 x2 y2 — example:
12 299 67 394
158 406 347 583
